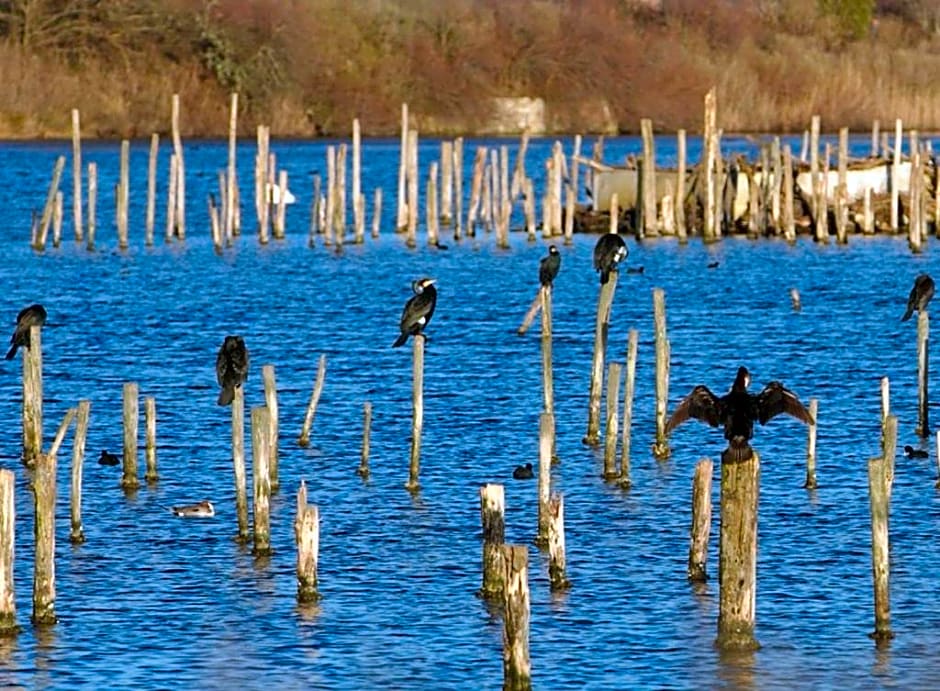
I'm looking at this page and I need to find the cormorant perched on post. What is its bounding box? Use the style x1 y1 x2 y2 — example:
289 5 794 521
593 234 628 285
901 273 935 321
6 303 47 360
666 366 813 463
393 278 437 348
539 245 561 288
216 335 250 406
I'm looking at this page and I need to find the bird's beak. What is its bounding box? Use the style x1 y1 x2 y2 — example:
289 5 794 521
427 279 438 285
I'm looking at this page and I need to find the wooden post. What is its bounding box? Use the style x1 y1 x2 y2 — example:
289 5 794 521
427 161 439 247
479 483 506 599
117 139 129 249
641 118 657 237
511 132 530 201
891 118 902 232
406 129 419 248
71 109 83 242
809 115 820 230
814 143 829 243
121 382 139 490
358 401 372 478
70 399 90 544
372 188 382 239
467 146 486 236
453 138 464 240
274 169 288 240
352 117 362 240
256 125 269 242
871 119 880 157
584 271 618 447
716 450 760 651
35 156 65 251
917 311 930 437
688 458 714 582
653 288 671 459
547 494 571 591
225 93 238 243
537 412 553 546
22 325 43 465
396 103 408 231
563 184 575 245
324 145 335 247
0 469 16 635
232 386 249 542
262 365 279 491
883 414 898 490
540 286 554 418
33 409 75 626
836 127 849 243
868 452 893 641
335 143 347 242
910 140 924 252
703 88 717 243
298 354 327 448
165 153 178 243
782 145 796 243
620 329 638 489
676 129 687 242
770 137 782 231
144 396 158 483
52 191 62 248
501 545 531 689
294 480 321 603
603 362 622 480
440 140 453 225
863 186 874 234
251 406 272 556
146 133 158 246
407 335 425 492
805 398 819 489
87 162 97 251
171 93 186 239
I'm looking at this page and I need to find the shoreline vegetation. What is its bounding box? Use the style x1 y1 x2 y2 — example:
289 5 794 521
0 1 939 140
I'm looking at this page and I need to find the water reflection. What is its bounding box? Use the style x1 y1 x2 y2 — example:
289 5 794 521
716 647 757 691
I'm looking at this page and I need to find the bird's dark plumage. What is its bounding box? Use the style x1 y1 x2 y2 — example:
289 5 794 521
98 450 120 466
393 278 437 348
666 366 813 462
6 304 47 360
904 445 929 459
593 233 628 285
902 273 934 321
539 245 561 287
216 335 250 406
512 463 534 480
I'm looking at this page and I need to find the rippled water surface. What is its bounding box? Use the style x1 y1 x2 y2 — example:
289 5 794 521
0 136 939 689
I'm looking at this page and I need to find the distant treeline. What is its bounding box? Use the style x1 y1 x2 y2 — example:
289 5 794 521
0 0 938 138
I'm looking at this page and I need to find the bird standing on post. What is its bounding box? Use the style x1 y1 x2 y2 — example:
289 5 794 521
901 273 935 321
666 366 814 463
393 278 437 348
6 303 47 360
216 335 250 405
593 234 628 285
539 245 561 288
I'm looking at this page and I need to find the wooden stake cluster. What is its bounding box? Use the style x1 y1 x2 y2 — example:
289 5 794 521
294 480 321 603
479 483 506 599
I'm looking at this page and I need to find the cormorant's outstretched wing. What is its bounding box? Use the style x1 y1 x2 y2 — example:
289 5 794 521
666 385 722 433
756 381 814 425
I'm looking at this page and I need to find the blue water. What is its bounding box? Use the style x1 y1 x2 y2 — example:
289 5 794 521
0 135 938 689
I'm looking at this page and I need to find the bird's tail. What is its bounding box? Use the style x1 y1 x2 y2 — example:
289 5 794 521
4 344 16 360
599 269 611 285
722 439 754 464
392 332 408 348
901 306 914 321
217 386 234 406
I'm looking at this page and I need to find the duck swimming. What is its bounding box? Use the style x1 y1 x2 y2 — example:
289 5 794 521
666 366 814 463
902 273 935 321
170 500 215 518
98 450 121 466
903 445 929 459
512 463 534 480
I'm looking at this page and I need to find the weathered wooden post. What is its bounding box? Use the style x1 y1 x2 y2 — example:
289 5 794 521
804 398 818 489
652 288 671 459
441 140 453 226
676 129 687 242
891 118 902 232
352 117 362 241
70 399 91 544
33 409 75 626
232 386 249 542
640 118 657 237
298 356 327 449
294 480 321 603
426 161 439 247
358 401 372 479
917 311 930 437
34 156 65 251
372 188 382 239
716 450 761 651
501 545 531 689
52 191 62 248
540 285 554 420
782 145 796 243
0 469 16 635
809 115 821 232
584 231 619 447
146 133 158 246
117 139 130 250
225 93 238 244
406 129 419 248
453 138 464 240
883 415 898 490
165 153 178 243
619 329 638 489
262 365 280 491
171 93 186 239
868 448 894 642
22 325 43 466
396 103 409 231
536 412 553 546
479 483 506 599
144 396 158 483
121 382 139 490
703 88 718 243
603 362 622 480
251 406 272 556
871 119 880 157
406 335 426 492
547 494 571 592
71 109 83 242
688 458 714 582
87 161 97 251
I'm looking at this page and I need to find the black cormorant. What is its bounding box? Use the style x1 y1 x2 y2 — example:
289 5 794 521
901 273 935 321
98 450 120 466
593 234 628 285
6 303 47 360
666 366 814 462
539 245 561 287
393 278 437 348
904 445 929 459
513 462 534 480
216 335 250 406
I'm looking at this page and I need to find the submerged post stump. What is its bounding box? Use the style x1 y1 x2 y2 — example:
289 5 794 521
868 454 894 642
294 480 321 603
144 396 158 483
407 334 426 492
547 493 571 591
716 450 760 651
298 354 327 448
70 399 91 544
620 329 638 489
652 288 671 459
688 458 714 582
262 365 280 491
232 386 249 542
501 545 531 690
584 272 618 446
479 483 506 599
22 325 43 466
251 406 272 556
917 311 930 437
121 382 139 490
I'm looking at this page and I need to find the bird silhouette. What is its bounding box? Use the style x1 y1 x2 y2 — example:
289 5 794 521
512 463 534 480
6 304 47 360
539 245 561 288
216 335 250 406
903 445 929 459
98 450 121 466
666 366 814 462
393 278 437 348
593 234 628 285
902 273 934 321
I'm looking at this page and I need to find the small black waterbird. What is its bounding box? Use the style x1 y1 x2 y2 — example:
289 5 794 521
512 463 534 480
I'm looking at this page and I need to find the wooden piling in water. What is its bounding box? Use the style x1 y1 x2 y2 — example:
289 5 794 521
540 286 554 418
52 192 62 248
479 483 506 599
335 144 347 243
232 386 249 542
358 401 372 479
868 451 893 642
501 544 531 689
406 129 419 248
165 153 178 243
22 325 43 466
548 493 571 591
467 146 485 237
652 288 671 459
782 145 796 243
407 335 425 492
225 93 238 244
251 406 272 556
396 103 409 232
144 396 158 484
71 109 83 242
584 252 618 447
427 161 439 247
804 398 818 489
619 329 638 489
117 139 130 249
891 119 902 232
372 188 382 239
146 134 158 246
352 118 362 241
274 169 288 241
87 162 97 251
917 311 930 436
170 93 186 239
294 480 321 603
121 382 139 490
703 88 718 244
641 118 657 237
0 469 16 635
716 449 760 651
603 362 622 480
453 138 464 240
440 140 453 226
35 156 65 251
676 129 687 242
537 411 553 547
298 354 327 448
262 365 280 491
70 400 90 544
688 458 714 582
